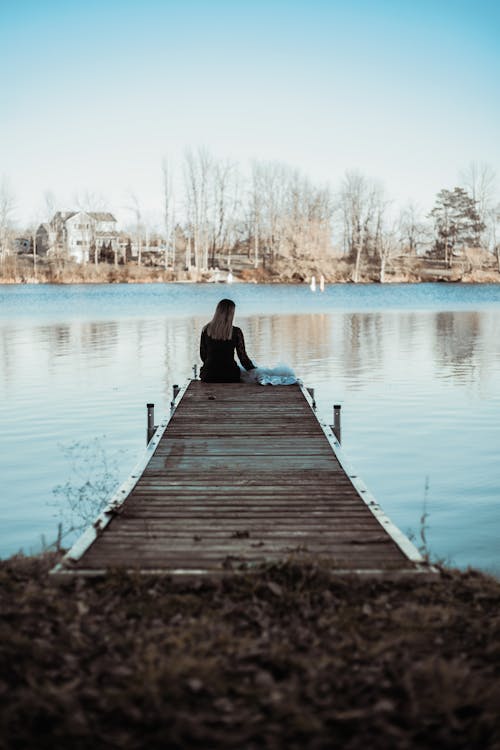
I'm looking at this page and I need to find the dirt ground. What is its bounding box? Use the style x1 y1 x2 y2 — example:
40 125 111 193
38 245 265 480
1 553 499 749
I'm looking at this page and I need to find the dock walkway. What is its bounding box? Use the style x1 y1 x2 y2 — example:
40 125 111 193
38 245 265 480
53 381 428 577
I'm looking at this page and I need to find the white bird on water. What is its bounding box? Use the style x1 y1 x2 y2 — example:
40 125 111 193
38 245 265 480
227 271 233 284
319 274 325 292
310 275 316 292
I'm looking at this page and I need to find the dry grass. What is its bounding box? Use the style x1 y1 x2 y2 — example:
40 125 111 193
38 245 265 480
1 553 499 749
3 254 499 285
0 257 178 284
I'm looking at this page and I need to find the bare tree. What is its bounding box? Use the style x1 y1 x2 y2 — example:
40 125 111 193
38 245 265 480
460 162 496 248
398 202 430 255
43 190 57 222
279 169 332 259
162 157 176 270
263 162 288 262
250 161 262 268
246 161 333 268
250 161 289 265
127 193 143 266
490 202 500 272
30 190 58 262
183 147 213 271
338 171 382 282
377 224 399 283
0 177 15 260
25 192 56 280
27 217 39 279
183 150 198 269
209 158 240 268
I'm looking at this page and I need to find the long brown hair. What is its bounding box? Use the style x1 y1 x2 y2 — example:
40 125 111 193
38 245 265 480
205 299 235 340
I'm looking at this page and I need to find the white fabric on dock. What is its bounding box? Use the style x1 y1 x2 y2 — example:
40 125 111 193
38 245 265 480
240 363 299 386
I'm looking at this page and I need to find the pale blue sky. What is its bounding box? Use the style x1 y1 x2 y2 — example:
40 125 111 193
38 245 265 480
1 0 499 226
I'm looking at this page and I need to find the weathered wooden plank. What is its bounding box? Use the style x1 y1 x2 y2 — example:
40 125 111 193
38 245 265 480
133 486 351 494
81 544 407 559
154 446 331 453
127 495 358 502
86 536 395 546
93 527 387 536
128 495 356 502
101 516 385 528
130 492 357 500
118 508 382 517
77 552 407 567
123 501 369 508
115 541 392 552
147 456 340 469
138 478 347 485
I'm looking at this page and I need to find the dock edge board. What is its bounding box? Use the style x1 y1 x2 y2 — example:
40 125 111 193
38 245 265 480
49 379 192 578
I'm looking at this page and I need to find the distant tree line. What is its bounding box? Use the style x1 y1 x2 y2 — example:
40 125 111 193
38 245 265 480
1 156 499 280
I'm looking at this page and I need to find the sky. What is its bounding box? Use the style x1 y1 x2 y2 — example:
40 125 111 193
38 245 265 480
1 0 499 228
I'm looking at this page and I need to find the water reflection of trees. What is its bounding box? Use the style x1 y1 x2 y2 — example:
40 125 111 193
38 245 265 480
433 312 481 383
0 326 13 386
341 313 386 387
2 307 499 426
245 314 333 367
162 317 201 401
39 324 71 358
70 309 497 403
80 321 118 358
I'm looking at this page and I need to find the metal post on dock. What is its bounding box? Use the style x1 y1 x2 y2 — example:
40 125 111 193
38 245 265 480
331 404 342 444
146 403 155 444
192 364 198 379
171 384 180 410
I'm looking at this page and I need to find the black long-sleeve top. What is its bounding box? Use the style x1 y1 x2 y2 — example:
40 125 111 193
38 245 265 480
200 326 255 383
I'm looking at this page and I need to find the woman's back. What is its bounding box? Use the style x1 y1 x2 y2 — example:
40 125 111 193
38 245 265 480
200 324 254 383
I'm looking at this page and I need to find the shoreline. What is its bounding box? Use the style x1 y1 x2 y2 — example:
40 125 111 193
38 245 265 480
2 275 500 286
1 256 500 286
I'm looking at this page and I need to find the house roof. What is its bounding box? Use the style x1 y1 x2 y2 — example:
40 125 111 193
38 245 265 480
88 212 116 222
52 211 117 224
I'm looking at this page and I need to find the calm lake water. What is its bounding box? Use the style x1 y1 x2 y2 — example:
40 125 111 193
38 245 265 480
1 282 499 574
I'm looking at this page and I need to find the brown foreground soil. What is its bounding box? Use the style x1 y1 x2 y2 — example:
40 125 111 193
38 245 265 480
1 553 499 749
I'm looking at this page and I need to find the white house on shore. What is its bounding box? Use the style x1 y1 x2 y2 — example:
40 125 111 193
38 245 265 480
36 211 119 263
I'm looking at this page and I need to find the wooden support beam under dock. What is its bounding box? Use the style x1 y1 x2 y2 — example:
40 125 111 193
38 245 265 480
52 381 432 578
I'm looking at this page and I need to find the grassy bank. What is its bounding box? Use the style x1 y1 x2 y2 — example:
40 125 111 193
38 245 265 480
1 553 499 749
1 255 500 284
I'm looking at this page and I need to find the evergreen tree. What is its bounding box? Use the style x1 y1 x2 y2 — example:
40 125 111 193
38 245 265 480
429 187 484 265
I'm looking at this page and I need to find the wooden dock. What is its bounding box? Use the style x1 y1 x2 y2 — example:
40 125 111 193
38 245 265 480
52 380 429 578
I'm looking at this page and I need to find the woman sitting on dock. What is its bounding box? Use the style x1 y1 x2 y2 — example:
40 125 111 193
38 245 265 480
200 299 256 383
